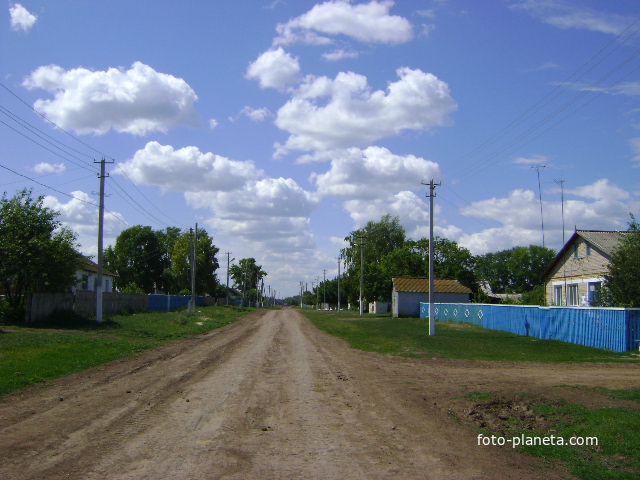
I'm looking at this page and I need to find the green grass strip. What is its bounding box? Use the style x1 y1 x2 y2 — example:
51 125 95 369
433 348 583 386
300 309 638 362
0 305 251 396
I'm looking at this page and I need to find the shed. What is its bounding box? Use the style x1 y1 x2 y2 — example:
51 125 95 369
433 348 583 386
392 277 472 317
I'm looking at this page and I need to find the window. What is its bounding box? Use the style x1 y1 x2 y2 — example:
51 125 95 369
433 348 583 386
81 275 89 290
568 284 579 306
588 282 601 304
573 244 579 258
586 242 591 256
554 285 563 306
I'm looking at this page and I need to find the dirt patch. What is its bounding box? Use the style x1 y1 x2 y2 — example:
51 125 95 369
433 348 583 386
0 308 638 479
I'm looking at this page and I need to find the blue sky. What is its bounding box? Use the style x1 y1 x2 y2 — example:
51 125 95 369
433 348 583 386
3 1 640 297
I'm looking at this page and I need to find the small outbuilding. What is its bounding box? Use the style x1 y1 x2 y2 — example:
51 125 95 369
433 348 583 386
392 277 472 318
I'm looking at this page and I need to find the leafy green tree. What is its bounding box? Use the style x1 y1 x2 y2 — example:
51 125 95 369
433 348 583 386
0 189 80 312
104 225 164 293
476 245 555 294
599 215 640 307
170 228 220 295
156 226 181 293
229 258 266 292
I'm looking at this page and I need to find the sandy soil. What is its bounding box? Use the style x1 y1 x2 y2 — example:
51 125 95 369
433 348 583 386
1 308 638 479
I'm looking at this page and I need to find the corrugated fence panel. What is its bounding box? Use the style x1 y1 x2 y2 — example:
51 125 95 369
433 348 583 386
421 302 640 352
147 295 206 312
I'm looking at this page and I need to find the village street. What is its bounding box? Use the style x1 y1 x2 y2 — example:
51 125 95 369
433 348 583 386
1 309 637 479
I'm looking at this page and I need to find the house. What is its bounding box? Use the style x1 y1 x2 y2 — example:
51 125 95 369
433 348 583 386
392 277 472 317
479 281 523 303
73 256 116 293
543 229 627 306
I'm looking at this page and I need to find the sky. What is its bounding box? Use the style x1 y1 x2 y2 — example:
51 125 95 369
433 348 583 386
2 0 640 298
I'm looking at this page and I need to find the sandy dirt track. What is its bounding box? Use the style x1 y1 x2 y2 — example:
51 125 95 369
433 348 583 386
1 308 638 479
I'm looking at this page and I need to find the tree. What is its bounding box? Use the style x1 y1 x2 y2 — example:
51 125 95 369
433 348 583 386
599 215 640 307
104 225 164 293
170 228 220 295
0 189 80 312
229 258 266 300
476 245 555 294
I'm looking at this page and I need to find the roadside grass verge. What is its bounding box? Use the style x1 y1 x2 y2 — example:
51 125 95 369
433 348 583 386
0 305 252 397
464 390 640 480
299 309 638 363
302 309 639 479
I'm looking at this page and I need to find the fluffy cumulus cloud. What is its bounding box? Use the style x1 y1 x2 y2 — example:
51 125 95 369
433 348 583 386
246 48 300 90
454 179 639 254
274 68 456 155
275 0 413 46
116 142 261 193
22 62 200 135
310 146 441 199
118 142 318 259
32 162 66 174
344 190 431 238
43 191 126 256
9 3 37 32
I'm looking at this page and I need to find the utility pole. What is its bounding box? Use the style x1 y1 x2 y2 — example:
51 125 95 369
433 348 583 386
300 281 304 308
336 256 341 311
555 177 567 305
95 157 113 324
354 236 366 316
423 179 440 336
532 164 546 248
322 269 327 309
188 224 198 314
225 252 234 306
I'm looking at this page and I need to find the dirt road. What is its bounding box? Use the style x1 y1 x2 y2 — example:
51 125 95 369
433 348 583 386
1 309 637 479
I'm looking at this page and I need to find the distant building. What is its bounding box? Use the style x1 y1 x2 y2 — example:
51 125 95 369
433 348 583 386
543 229 627 306
73 256 116 293
392 277 472 318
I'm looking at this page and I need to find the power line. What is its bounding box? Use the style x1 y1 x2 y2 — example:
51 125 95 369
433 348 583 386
0 81 114 161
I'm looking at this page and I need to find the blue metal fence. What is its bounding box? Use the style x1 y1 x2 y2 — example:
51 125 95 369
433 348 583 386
420 303 640 352
148 294 205 312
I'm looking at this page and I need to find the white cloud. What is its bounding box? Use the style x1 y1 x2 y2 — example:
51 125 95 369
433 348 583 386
116 141 319 267
274 67 456 155
565 178 630 201
513 154 549 166
246 48 300 90
322 49 359 61
42 191 126 257
629 138 640 165
116 142 261 193
275 0 413 46
234 106 271 122
209 118 219 129
343 191 432 239
509 1 632 35
10 3 37 32
22 62 200 135
453 179 639 254
32 162 66 174
310 146 441 199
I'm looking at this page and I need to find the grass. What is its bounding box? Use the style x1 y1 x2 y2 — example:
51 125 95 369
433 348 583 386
300 309 639 362
300 309 639 480
473 392 640 480
0 305 252 396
